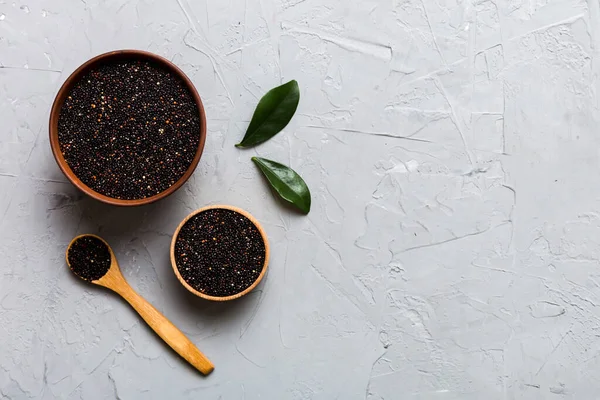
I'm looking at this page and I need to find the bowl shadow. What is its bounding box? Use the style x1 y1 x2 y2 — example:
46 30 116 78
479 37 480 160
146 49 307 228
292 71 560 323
161 250 266 321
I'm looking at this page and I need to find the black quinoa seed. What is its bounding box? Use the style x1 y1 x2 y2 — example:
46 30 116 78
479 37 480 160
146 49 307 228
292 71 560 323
67 236 111 281
57 59 201 200
174 209 266 297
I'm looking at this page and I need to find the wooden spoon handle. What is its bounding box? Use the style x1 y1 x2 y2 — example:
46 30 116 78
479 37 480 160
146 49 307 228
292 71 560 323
118 287 214 375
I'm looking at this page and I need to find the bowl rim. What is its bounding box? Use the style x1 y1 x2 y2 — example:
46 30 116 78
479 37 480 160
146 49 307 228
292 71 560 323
170 205 270 301
48 49 207 206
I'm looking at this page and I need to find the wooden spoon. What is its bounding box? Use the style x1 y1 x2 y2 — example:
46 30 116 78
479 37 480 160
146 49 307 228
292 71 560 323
66 234 214 375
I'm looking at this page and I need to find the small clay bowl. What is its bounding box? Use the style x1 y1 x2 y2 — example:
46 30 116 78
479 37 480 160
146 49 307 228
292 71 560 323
170 205 270 301
48 50 207 206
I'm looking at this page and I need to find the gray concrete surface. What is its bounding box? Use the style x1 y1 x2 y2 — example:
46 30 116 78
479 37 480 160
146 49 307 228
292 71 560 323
1 0 599 398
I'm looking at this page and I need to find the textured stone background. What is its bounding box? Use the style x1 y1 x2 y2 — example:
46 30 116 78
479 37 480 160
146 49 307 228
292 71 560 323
1 0 599 398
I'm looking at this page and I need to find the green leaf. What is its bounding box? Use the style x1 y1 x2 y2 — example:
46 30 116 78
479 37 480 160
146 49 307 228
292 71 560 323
252 157 311 214
236 80 300 148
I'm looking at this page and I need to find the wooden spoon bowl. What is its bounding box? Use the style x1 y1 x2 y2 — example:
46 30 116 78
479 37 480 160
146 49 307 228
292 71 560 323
170 205 270 301
49 50 207 206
